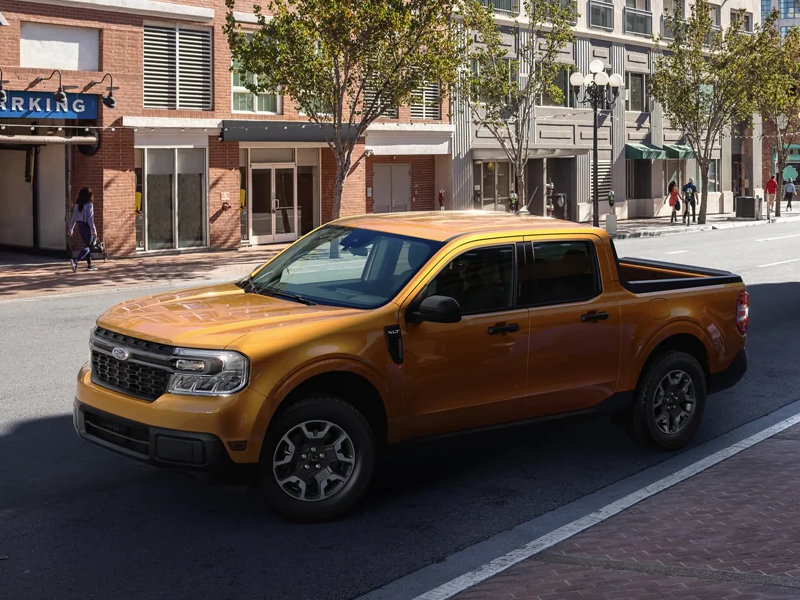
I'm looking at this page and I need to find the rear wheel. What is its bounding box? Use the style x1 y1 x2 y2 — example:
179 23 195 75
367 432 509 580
630 351 706 450
258 394 377 522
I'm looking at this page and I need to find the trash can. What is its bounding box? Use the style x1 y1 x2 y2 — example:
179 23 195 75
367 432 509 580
735 196 757 219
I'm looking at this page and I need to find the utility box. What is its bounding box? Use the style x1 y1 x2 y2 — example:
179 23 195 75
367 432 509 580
735 196 760 219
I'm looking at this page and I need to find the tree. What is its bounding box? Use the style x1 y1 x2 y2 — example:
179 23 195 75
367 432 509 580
225 0 474 220
460 0 577 213
750 14 800 217
651 0 767 224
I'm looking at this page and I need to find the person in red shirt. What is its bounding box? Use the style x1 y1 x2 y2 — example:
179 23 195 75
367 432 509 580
665 180 681 223
766 174 778 213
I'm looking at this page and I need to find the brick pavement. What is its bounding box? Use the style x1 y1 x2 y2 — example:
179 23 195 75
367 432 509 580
453 425 800 600
0 245 287 301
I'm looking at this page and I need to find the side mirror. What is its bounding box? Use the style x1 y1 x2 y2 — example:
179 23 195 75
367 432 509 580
407 295 462 324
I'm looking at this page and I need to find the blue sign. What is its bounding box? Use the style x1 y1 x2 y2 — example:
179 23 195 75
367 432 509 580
0 90 98 120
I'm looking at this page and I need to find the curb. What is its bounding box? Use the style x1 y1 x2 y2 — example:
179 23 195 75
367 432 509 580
612 216 796 239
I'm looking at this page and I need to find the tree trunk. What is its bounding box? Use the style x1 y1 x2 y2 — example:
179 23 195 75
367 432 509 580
698 159 709 225
518 159 528 214
331 157 349 221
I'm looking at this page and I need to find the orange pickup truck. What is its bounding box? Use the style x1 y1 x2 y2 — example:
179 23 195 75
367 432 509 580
74 213 748 521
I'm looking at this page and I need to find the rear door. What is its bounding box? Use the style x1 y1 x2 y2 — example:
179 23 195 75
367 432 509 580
520 234 622 415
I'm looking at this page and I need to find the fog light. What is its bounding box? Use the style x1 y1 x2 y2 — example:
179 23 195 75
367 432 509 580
175 359 206 372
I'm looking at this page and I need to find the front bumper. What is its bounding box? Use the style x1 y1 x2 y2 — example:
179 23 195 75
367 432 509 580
74 400 235 471
709 348 748 394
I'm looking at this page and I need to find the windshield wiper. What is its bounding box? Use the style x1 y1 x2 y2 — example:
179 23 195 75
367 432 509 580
263 289 317 306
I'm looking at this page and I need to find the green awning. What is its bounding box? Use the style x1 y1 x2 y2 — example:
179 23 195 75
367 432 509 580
625 143 667 159
664 143 696 158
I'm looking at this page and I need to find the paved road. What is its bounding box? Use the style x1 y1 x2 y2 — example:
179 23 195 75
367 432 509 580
2 222 800 600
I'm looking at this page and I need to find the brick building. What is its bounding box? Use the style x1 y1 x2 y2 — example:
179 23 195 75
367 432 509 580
0 0 451 256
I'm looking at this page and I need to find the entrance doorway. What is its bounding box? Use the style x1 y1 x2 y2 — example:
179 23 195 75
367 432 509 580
250 163 297 244
373 164 411 213
473 161 513 211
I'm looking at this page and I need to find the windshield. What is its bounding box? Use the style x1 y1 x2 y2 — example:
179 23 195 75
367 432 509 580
246 226 443 309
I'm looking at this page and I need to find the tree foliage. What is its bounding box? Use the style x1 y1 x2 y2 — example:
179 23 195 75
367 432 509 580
460 0 577 212
224 0 473 219
651 0 769 224
749 12 800 217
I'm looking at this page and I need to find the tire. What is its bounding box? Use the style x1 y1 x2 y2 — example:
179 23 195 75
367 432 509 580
257 393 377 522
630 351 707 451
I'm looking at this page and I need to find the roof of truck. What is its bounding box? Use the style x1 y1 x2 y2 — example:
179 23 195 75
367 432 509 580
334 211 600 242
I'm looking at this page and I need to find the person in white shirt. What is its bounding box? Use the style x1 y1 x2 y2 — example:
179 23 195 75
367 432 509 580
67 187 98 272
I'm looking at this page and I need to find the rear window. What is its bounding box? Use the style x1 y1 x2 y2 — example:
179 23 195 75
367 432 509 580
520 241 601 306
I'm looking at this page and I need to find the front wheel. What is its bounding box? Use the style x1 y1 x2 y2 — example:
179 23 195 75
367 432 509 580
257 394 377 522
630 351 707 451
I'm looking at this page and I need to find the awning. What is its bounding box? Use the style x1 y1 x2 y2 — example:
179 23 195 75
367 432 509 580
664 143 695 158
625 143 666 159
221 120 358 143
0 134 98 145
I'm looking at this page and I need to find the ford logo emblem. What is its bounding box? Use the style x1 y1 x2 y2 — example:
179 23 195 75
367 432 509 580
112 347 130 361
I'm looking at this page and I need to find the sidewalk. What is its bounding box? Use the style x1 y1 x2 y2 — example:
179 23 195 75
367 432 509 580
450 421 800 599
611 202 800 239
0 244 288 301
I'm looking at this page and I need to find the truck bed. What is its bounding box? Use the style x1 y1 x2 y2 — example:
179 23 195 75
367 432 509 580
618 257 743 293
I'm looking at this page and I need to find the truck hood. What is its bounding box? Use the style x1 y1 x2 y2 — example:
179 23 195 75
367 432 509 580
96 283 358 349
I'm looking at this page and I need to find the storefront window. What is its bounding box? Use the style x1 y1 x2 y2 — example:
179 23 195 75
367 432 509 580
135 149 144 250
476 161 514 211
141 147 207 251
240 149 249 242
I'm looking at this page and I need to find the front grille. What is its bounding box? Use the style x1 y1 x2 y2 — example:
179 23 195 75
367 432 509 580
92 351 171 401
94 327 175 355
83 408 150 457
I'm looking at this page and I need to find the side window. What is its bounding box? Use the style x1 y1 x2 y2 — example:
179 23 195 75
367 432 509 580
523 241 601 305
425 245 515 315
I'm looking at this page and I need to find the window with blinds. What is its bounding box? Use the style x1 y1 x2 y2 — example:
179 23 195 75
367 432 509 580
592 158 613 200
144 25 211 110
410 82 441 119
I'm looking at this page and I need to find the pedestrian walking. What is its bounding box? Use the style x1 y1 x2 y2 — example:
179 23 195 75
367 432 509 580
785 179 796 212
681 177 698 224
666 180 681 223
67 187 98 272
766 174 778 213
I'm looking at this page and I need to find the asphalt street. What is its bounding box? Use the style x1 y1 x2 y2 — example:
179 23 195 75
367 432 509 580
2 221 800 600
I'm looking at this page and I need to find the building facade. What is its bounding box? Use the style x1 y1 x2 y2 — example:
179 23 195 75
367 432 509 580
0 0 765 257
448 0 764 222
0 0 451 256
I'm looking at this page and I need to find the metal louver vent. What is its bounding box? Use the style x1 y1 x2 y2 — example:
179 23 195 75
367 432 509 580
143 26 176 109
143 25 211 110
593 158 613 199
410 82 441 119
178 28 212 110
364 86 398 119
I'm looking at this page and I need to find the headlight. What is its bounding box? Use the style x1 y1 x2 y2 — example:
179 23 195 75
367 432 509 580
167 348 250 396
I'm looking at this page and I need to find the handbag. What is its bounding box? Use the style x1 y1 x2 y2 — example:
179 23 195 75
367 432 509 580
89 237 105 253
675 199 681 211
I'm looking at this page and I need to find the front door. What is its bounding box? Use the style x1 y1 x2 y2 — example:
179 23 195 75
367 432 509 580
373 164 411 213
521 235 621 415
400 241 530 439
250 163 296 244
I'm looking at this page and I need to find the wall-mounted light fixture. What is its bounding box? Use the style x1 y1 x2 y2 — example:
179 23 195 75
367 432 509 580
89 73 117 109
0 68 8 105
35 70 68 105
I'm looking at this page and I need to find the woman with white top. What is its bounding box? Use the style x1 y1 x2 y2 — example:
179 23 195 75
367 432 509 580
67 187 98 272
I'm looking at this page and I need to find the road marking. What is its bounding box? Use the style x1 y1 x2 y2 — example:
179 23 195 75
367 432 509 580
755 234 800 242
411 411 800 600
664 250 689 254
757 258 800 268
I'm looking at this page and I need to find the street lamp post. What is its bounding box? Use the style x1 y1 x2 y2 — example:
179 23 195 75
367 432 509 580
570 60 623 228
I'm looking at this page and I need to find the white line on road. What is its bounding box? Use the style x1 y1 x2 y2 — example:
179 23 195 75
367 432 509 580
664 250 689 254
411 412 800 600
757 258 800 268
755 234 800 242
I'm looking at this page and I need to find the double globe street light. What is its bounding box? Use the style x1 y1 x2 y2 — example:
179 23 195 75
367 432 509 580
570 60 623 228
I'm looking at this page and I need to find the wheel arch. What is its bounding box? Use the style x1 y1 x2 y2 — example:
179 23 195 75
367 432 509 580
635 332 710 395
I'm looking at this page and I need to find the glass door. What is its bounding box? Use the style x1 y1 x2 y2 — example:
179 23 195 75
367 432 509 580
249 163 297 244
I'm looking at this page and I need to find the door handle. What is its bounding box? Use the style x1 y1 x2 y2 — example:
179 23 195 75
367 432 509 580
488 323 520 335
272 198 278 213
581 311 609 323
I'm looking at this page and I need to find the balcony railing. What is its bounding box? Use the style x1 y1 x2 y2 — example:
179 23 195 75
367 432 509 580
480 0 519 15
588 0 614 30
624 6 653 36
